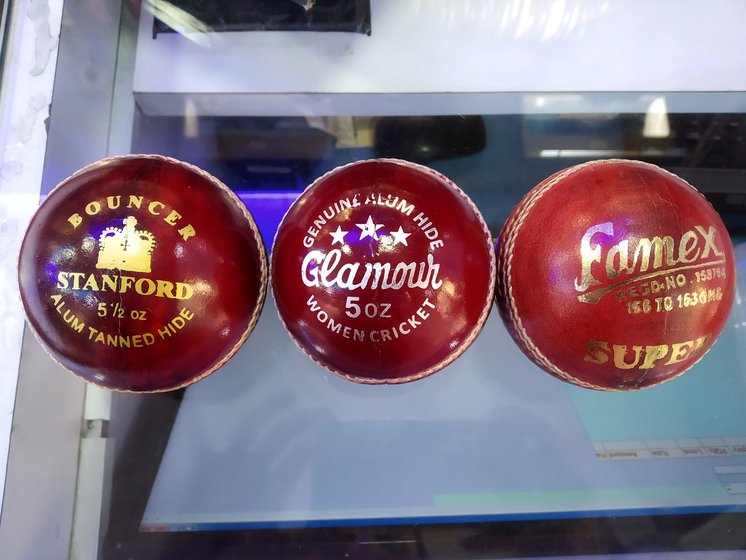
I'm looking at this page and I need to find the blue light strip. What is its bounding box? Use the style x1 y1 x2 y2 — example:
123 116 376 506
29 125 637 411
141 504 746 533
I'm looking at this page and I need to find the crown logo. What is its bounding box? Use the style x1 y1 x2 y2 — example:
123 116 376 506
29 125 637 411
96 216 156 273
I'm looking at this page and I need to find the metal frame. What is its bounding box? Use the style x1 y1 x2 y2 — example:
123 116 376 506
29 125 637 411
0 1 128 558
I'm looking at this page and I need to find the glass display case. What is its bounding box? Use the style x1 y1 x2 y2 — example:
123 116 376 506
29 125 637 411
1 1 746 558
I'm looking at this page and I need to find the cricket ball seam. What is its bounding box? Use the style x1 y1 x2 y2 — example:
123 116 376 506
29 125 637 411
382 159 496 381
502 163 598 389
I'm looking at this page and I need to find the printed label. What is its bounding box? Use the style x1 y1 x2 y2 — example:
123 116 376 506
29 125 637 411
574 222 726 306
299 192 446 345
51 194 198 349
573 221 728 373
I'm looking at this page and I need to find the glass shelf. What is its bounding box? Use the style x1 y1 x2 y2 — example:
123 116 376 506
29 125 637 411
2 2 746 559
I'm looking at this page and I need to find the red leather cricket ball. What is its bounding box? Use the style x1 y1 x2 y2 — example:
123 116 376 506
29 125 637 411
496 159 736 391
18 155 267 392
271 159 495 384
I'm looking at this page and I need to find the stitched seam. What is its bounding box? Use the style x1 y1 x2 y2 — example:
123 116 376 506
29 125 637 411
501 161 609 390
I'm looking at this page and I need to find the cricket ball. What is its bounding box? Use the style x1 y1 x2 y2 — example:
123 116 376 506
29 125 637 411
271 159 495 384
496 159 736 391
18 155 267 392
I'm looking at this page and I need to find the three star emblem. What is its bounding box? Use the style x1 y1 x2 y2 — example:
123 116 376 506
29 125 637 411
327 215 411 247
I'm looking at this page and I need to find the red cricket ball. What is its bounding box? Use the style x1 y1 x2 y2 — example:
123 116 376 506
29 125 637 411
18 155 267 392
496 159 736 391
271 159 495 384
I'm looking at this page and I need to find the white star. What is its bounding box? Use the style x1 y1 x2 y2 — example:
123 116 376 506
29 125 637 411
390 226 411 247
356 215 384 241
329 226 348 246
